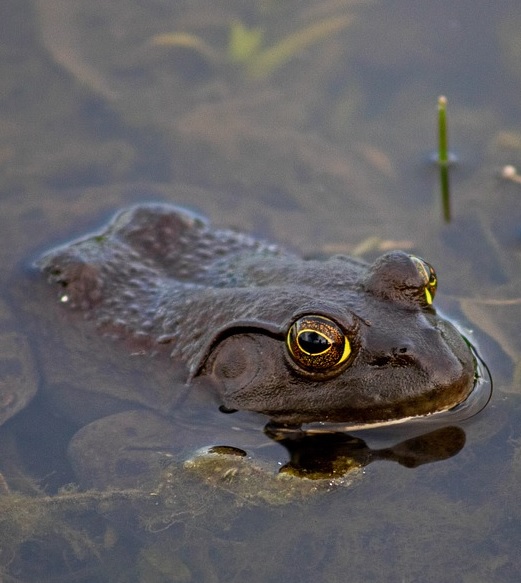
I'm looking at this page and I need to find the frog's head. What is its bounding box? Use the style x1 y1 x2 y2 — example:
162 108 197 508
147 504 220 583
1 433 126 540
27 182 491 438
195 252 478 426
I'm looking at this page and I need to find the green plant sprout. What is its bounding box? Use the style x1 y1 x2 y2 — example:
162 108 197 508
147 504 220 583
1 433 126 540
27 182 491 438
228 21 265 64
151 15 353 80
242 15 353 78
437 95 451 222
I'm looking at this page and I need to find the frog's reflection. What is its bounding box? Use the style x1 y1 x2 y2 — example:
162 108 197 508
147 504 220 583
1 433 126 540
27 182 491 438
260 425 466 478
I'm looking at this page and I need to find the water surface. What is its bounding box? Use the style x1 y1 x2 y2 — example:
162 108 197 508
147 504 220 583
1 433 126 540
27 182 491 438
2 0 521 581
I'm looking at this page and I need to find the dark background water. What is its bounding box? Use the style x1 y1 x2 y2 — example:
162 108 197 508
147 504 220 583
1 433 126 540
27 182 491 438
2 0 521 581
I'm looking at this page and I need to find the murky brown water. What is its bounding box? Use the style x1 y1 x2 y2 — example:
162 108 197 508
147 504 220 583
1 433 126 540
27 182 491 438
2 0 521 581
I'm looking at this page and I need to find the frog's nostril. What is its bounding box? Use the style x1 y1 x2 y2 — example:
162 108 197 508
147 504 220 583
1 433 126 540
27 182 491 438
369 349 415 367
369 355 392 367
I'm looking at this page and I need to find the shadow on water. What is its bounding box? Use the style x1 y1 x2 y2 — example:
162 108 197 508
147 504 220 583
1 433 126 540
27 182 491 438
266 426 467 476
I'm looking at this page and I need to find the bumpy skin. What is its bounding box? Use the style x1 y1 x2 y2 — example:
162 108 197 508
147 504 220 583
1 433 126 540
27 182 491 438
39 204 476 425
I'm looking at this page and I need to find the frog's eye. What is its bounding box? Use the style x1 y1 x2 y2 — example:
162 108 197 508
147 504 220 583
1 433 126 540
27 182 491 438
286 315 351 372
410 256 437 305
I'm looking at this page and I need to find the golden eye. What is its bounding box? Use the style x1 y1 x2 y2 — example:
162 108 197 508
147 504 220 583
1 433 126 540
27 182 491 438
286 315 351 371
410 256 437 305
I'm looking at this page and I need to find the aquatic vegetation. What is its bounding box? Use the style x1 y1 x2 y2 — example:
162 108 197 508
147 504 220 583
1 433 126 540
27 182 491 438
183 449 361 505
436 95 451 222
152 14 353 79
240 15 354 78
0 451 358 581
0 488 121 580
151 32 220 65
437 96 449 166
227 21 265 65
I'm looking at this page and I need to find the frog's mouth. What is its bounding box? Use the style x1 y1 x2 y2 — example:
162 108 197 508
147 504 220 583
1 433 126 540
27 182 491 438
292 340 492 435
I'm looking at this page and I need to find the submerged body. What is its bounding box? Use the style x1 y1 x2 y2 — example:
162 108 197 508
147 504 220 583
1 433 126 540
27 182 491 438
39 203 477 427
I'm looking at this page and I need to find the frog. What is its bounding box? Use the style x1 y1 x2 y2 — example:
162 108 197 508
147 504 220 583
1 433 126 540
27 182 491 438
35 203 484 490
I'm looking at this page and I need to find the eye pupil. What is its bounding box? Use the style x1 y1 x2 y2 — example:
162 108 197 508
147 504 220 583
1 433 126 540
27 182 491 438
298 331 331 355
